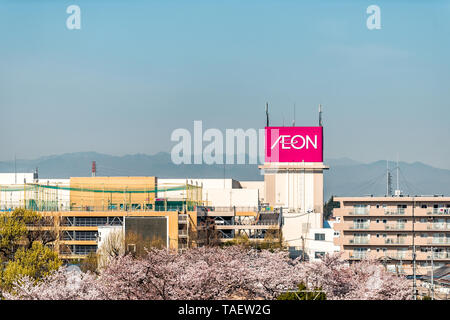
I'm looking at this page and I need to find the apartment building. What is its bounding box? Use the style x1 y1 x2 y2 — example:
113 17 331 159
333 196 450 275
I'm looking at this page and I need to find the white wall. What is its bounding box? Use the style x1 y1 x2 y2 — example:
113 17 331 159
282 211 322 248
157 178 260 208
204 188 259 207
0 173 34 184
273 171 315 213
307 226 341 261
0 173 34 209
239 181 264 203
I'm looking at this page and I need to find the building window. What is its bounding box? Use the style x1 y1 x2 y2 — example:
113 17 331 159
421 204 427 209
315 233 325 241
421 233 428 238
376 234 380 238
334 231 340 237
315 252 325 259
376 219 380 223
382 219 387 224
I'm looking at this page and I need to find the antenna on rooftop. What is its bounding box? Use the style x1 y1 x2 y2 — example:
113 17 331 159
265 102 269 127
319 104 323 127
386 160 392 196
92 161 97 177
394 154 402 196
292 103 296 126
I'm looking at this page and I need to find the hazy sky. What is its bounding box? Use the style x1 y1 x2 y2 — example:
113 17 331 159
1 0 449 169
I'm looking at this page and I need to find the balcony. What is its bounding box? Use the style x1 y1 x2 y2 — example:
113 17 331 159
384 209 406 216
426 208 450 216
350 224 370 230
385 238 406 245
349 210 370 216
349 238 369 245
427 224 450 230
391 254 409 260
385 224 406 231
349 254 367 259
427 253 450 260
428 238 450 245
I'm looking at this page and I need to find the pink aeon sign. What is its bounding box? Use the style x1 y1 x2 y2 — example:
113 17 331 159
265 126 323 163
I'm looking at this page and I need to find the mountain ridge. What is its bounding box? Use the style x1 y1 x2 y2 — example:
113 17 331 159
0 152 449 199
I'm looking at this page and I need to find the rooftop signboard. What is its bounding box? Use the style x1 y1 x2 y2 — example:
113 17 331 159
265 126 323 163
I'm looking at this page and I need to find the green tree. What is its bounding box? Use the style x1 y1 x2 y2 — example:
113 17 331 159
1 241 61 291
277 283 326 300
0 208 57 262
0 212 28 261
323 196 340 221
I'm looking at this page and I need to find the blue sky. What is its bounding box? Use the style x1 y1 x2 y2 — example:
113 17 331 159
0 0 449 169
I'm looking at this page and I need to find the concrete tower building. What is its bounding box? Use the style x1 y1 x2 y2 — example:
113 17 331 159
259 107 330 257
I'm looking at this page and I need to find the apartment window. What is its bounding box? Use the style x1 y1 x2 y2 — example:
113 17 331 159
315 233 325 241
376 219 380 223
382 234 387 238
334 231 340 237
336 217 341 223
376 234 380 238
421 204 427 209
376 204 380 209
421 233 428 238
420 218 427 223
382 219 387 224
315 252 325 259
376 248 380 252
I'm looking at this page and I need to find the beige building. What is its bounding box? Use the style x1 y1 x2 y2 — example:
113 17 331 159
259 161 329 251
333 196 450 275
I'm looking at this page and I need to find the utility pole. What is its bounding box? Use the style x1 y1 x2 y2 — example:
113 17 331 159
301 235 305 261
412 196 417 300
431 246 434 300
396 155 399 192
14 154 17 185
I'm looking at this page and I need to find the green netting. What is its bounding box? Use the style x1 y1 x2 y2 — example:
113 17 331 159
0 184 195 194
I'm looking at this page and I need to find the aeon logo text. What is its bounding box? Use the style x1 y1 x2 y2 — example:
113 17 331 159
270 134 318 150
265 127 323 163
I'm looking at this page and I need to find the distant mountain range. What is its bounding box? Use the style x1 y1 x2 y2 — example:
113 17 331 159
1 152 449 200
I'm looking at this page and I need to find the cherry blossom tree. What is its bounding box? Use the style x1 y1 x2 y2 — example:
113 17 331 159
2 248 412 300
296 253 412 300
